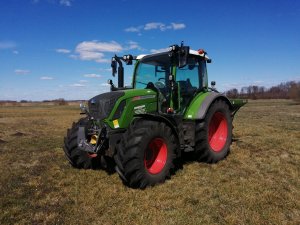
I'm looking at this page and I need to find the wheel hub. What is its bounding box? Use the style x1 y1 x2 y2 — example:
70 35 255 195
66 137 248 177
144 138 167 174
208 112 228 152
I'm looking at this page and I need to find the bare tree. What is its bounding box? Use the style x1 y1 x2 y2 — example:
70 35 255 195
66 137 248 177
225 80 300 100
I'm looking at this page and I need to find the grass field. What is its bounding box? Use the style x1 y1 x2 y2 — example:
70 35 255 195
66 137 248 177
0 100 299 225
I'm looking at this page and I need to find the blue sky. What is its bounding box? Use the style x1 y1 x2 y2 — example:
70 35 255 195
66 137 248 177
0 0 299 101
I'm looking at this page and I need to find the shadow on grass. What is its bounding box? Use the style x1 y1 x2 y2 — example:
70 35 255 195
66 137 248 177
287 101 300 105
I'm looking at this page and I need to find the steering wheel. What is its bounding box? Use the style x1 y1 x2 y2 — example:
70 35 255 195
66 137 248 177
154 81 165 89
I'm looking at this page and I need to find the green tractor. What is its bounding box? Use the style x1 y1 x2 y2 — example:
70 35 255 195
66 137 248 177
64 43 247 188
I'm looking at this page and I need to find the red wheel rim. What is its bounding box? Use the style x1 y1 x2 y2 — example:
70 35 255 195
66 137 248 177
144 138 168 174
208 112 228 152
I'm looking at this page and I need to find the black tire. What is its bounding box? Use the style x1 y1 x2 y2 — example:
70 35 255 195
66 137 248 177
114 119 177 189
195 99 232 163
63 117 101 169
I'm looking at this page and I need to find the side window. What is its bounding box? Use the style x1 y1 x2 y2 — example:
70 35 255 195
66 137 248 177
176 58 200 89
199 59 207 88
176 58 200 112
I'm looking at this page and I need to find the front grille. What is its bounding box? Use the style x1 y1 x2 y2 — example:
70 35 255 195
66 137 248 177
88 91 125 120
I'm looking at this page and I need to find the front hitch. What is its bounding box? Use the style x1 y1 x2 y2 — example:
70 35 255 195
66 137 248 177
77 125 108 155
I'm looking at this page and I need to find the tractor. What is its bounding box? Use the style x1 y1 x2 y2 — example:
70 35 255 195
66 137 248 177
63 43 247 189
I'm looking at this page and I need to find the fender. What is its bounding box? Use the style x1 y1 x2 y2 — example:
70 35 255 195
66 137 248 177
184 92 233 120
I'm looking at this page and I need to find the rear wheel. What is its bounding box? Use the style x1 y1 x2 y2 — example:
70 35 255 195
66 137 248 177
114 119 177 189
195 100 232 163
63 117 102 169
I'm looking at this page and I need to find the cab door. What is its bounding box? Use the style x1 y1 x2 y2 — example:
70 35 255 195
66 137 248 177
175 57 202 113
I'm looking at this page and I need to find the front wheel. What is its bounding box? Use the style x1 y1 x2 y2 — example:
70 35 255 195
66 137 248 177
114 119 178 189
63 117 102 169
195 100 232 163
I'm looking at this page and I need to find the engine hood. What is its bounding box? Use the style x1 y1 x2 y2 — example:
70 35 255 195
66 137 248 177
88 91 125 120
88 89 157 121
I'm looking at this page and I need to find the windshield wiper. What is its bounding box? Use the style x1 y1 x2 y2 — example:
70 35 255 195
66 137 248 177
136 81 148 85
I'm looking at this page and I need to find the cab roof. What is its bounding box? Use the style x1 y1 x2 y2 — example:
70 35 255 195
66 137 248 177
136 49 210 61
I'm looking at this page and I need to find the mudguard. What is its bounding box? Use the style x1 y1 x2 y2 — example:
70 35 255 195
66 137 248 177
184 92 233 120
196 92 232 119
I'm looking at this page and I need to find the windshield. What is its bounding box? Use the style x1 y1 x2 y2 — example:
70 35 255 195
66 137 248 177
135 63 170 89
134 52 171 89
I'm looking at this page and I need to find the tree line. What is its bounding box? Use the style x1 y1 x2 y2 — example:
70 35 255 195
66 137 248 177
225 81 300 101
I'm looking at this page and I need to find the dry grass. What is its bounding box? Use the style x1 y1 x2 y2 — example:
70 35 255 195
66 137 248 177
0 100 299 225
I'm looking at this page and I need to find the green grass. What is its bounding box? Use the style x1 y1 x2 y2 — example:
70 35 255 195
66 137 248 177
0 100 299 225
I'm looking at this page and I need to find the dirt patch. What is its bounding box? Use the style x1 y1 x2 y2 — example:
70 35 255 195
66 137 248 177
0 138 7 144
11 131 27 137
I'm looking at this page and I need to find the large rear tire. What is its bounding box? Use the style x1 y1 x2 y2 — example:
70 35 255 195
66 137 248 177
195 100 232 163
63 118 102 169
114 119 177 189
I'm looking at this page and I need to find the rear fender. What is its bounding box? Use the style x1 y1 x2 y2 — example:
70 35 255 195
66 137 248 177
196 92 232 120
184 92 233 120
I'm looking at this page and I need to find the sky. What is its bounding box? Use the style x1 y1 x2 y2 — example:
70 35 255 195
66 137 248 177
0 0 299 101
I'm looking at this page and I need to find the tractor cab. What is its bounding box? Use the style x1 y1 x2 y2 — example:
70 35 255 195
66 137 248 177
110 43 211 114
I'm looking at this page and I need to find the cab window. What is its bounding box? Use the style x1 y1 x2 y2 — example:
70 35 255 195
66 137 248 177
176 57 201 111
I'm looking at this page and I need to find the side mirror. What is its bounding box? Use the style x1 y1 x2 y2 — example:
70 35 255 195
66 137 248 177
111 57 117 77
169 43 190 68
178 46 189 68
211 81 216 88
107 79 113 85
